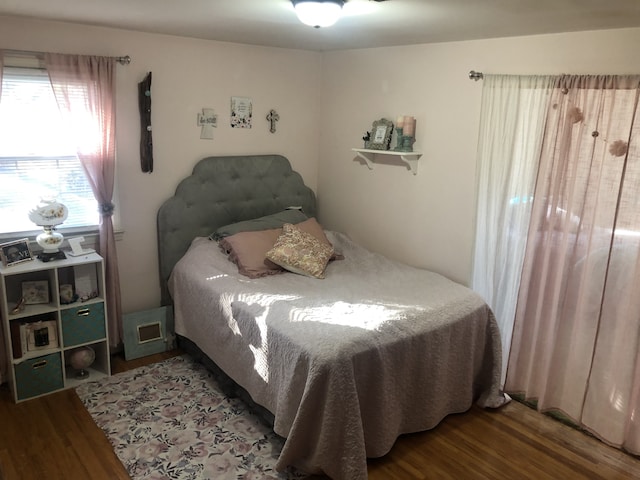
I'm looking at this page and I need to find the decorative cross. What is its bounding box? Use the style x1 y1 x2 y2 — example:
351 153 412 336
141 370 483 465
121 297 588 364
266 109 280 133
197 108 217 139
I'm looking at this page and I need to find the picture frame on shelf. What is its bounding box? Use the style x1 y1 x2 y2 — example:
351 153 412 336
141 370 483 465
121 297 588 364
22 280 50 305
59 284 76 304
23 320 58 351
365 118 394 150
0 238 33 267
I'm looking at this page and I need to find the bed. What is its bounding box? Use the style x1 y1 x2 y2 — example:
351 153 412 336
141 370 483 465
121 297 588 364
158 154 507 480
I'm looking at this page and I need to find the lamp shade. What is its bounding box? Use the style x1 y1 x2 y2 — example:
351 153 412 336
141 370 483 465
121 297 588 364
293 0 344 28
28 198 68 227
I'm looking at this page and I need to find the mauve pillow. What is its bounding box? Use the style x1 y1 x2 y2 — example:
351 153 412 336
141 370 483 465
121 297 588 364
295 217 331 247
296 217 344 261
219 228 283 278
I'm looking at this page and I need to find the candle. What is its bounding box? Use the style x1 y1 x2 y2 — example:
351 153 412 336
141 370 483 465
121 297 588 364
404 117 415 136
396 116 404 128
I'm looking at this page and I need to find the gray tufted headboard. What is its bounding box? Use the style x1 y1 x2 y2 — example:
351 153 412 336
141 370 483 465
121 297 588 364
157 154 317 305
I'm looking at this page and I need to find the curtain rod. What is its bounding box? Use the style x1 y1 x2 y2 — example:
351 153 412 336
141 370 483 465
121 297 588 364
469 70 483 81
3 49 131 65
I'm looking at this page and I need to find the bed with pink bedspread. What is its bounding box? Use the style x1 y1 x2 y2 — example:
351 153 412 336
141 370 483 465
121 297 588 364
158 155 507 479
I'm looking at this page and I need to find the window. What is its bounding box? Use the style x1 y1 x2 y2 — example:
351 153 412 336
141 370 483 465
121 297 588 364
0 65 99 236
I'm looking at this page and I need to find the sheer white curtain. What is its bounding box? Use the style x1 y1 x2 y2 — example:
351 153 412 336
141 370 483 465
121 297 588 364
472 74 556 383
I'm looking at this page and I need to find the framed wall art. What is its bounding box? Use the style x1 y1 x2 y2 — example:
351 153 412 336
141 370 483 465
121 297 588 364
24 320 59 351
230 96 252 128
22 280 50 305
365 118 394 150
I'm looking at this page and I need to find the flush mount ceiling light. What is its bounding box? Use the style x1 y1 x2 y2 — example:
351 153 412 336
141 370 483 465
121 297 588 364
292 0 345 28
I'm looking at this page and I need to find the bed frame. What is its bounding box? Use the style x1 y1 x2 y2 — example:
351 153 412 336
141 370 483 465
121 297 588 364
157 154 316 305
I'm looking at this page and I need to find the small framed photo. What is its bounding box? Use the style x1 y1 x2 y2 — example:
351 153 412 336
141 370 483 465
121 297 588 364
22 280 50 305
24 320 59 351
365 118 394 150
59 284 75 304
0 238 34 267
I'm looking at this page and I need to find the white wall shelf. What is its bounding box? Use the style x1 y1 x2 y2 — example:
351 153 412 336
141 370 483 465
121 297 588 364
352 148 423 175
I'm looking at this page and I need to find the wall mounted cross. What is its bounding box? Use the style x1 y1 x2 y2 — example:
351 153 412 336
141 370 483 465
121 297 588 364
197 108 217 139
266 109 280 133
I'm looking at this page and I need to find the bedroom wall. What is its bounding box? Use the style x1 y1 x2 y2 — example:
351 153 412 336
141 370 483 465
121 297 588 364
318 27 640 286
3 14 640 314
0 15 322 313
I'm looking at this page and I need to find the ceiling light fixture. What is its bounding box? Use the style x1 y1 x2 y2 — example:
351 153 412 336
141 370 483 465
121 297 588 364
292 0 345 28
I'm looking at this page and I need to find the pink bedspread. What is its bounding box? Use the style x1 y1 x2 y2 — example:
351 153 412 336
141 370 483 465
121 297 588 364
169 232 507 479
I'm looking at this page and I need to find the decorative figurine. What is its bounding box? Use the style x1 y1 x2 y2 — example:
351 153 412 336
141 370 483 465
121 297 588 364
362 131 371 148
11 297 25 315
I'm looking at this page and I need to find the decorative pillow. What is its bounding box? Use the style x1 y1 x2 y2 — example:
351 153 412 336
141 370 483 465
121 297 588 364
219 228 284 278
295 217 332 247
211 209 308 240
266 223 335 279
218 216 339 279
295 217 344 260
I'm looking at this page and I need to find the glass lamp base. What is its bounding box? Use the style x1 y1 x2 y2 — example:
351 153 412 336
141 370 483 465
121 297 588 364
36 226 64 253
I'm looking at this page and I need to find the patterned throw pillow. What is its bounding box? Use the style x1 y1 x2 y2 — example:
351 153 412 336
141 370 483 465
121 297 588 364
266 223 334 279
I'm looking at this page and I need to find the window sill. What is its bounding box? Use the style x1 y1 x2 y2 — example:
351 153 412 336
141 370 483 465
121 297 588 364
0 228 124 253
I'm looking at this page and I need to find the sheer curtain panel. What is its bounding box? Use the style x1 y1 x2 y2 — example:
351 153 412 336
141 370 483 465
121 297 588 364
472 74 556 383
45 53 123 348
506 75 640 454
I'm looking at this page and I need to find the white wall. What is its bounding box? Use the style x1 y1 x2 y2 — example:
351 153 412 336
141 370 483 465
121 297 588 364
318 28 640 285
3 14 640 312
0 15 322 313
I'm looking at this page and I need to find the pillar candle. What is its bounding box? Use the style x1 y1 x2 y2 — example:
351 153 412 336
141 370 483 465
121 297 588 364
404 117 415 136
396 116 404 128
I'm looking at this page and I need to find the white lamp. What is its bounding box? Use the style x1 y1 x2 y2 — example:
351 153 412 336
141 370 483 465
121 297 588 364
28 198 68 261
293 0 344 28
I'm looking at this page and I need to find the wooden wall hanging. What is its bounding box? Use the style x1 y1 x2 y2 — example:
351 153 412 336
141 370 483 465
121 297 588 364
138 72 153 173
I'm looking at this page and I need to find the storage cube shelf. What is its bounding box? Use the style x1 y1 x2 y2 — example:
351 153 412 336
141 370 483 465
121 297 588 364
0 252 110 402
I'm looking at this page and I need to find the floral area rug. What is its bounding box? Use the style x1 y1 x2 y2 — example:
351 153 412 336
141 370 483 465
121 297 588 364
75 355 308 480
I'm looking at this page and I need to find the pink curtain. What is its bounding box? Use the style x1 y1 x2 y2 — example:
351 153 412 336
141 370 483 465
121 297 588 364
506 75 640 454
45 53 122 348
0 50 6 384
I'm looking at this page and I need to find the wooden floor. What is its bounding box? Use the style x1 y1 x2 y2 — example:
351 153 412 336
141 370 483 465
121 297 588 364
1 350 638 480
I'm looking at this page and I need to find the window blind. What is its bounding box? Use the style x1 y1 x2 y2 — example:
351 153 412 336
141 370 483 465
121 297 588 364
0 67 99 234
